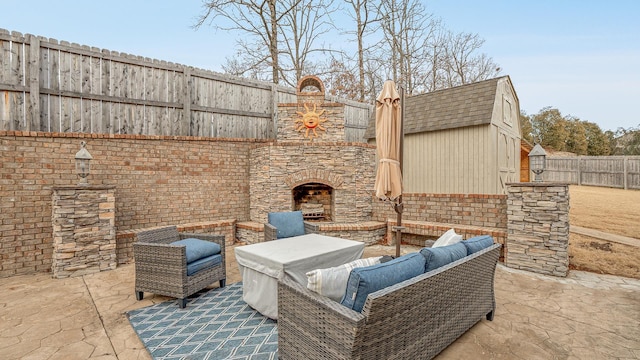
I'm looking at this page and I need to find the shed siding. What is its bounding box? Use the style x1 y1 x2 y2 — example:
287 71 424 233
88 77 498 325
403 125 495 194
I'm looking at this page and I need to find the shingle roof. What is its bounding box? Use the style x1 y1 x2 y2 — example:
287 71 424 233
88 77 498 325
365 76 507 139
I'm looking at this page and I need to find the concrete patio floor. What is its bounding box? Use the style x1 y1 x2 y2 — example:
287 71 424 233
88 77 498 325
1 243 639 360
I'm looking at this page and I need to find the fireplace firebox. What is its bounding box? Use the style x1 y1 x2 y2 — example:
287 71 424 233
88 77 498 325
292 183 333 221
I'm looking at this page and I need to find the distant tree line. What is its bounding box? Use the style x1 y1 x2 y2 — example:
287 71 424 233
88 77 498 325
194 0 500 102
520 107 640 156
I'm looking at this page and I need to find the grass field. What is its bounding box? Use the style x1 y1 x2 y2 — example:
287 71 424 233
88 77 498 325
569 185 640 279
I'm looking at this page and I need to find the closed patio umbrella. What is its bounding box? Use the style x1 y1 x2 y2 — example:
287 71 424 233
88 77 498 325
374 80 404 257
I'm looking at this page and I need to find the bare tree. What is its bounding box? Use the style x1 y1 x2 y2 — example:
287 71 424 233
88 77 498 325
442 31 501 87
340 0 381 101
323 58 361 99
193 0 302 84
277 0 337 87
420 20 447 92
376 0 437 94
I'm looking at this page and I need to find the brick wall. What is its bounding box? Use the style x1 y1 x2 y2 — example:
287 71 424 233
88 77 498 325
0 131 257 277
372 193 507 228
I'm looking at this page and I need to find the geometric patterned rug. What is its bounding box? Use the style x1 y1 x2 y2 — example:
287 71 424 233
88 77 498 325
126 282 278 360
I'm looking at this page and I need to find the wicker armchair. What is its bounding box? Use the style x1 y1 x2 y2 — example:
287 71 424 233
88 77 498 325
133 226 226 308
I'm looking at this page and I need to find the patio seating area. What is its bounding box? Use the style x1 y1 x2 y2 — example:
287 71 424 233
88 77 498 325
1 243 639 360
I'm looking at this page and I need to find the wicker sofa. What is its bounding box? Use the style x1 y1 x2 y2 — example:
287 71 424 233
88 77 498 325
278 242 502 360
133 226 226 308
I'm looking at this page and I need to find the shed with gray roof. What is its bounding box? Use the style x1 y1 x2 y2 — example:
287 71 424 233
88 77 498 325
365 76 521 194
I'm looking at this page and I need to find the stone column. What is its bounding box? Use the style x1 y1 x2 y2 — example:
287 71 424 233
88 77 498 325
506 183 569 277
51 185 116 278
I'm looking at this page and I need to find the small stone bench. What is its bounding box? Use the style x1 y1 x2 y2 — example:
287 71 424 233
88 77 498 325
304 221 387 245
236 220 387 245
387 219 506 257
236 221 265 244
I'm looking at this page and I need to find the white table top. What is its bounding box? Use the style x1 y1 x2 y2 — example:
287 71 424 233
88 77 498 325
235 234 365 285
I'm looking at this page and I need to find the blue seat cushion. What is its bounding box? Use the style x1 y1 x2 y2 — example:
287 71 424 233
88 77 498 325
268 211 305 239
186 254 222 276
420 242 467 272
340 253 426 313
171 238 221 263
463 235 494 255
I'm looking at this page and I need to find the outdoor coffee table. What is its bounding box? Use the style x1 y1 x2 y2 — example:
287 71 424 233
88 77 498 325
234 234 365 319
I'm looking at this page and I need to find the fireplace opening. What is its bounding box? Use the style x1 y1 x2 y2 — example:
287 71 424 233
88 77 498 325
292 183 333 221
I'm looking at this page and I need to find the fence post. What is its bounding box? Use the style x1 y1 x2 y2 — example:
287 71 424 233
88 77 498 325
271 84 278 139
624 156 628 190
183 67 191 136
28 34 41 131
577 157 582 185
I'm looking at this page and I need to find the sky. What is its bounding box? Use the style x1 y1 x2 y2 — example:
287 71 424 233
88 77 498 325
1 0 639 132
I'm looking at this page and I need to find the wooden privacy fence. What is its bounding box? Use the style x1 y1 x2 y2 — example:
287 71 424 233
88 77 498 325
0 29 372 141
545 156 640 190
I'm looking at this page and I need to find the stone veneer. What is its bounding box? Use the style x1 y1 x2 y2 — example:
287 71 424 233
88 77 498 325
249 142 375 224
277 102 346 142
250 76 376 224
506 183 570 277
51 185 116 278
235 221 386 245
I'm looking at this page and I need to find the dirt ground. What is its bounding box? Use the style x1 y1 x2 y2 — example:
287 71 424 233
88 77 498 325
569 185 640 279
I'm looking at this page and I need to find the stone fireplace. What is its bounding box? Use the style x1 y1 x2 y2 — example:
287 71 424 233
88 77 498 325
249 76 376 225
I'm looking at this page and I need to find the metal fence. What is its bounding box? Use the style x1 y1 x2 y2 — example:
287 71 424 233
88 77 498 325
545 156 640 189
0 29 372 141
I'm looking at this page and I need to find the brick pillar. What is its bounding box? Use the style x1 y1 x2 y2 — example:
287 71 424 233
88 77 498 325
506 183 569 277
51 185 116 278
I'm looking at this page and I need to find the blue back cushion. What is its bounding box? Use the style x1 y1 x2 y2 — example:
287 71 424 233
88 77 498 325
420 242 467 272
463 235 494 255
340 253 426 313
268 211 305 239
171 238 221 263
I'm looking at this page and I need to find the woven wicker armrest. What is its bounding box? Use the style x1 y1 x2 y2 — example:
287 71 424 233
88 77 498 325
264 223 278 242
278 276 366 359
133 242 188 267
303 221 315 234
279 276 366 324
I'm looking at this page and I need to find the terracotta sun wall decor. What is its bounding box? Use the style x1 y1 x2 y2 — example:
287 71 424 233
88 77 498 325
295 103 328 139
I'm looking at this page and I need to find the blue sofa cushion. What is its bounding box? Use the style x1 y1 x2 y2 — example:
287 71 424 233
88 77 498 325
186 254 222 276
268 211 305 239
340 253 426 313
171 238 221 263
463 235 494 255
420 242 467 272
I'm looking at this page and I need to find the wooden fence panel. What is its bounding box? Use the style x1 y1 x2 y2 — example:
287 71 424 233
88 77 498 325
0 33 25 130
0 29 372 141
546 156 640 189
581 157 624 188
628 158 640 190
544 157 579 183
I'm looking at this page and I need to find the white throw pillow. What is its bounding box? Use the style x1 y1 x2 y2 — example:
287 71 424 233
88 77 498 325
432 228 463 248
306 256 382 302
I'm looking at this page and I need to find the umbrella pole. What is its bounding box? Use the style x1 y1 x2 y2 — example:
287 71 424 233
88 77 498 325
395 85 405 258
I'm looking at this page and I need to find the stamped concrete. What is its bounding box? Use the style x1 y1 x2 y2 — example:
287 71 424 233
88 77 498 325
1 244 638 360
